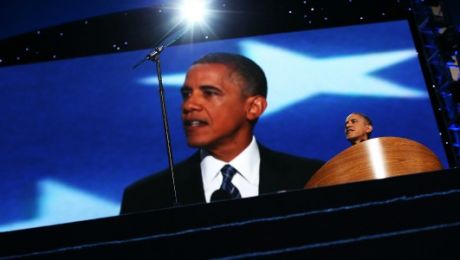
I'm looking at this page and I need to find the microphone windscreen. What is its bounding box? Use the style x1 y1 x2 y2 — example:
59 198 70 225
210 189 232 202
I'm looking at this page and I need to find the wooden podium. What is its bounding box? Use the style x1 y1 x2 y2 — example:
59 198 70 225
306 137 443 188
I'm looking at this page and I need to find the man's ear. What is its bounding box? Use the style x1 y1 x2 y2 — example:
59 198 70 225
246 96 267 121
366 125 373 134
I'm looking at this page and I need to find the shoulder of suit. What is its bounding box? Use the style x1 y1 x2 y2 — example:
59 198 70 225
259 144 324 166
125 152 201 190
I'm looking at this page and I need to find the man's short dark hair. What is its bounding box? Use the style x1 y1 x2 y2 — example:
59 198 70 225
193 52 267 98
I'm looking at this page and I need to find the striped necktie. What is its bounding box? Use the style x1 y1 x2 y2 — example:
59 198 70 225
211 164 241 201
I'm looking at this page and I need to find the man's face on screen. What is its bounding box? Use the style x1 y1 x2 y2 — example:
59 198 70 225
180 63 256 156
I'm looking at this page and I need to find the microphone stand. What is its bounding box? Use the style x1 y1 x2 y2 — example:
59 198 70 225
134 22 192 207
149 50 179 206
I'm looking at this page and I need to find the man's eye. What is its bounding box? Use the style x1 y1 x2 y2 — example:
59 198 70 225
203 89 218 96
180 90 191 99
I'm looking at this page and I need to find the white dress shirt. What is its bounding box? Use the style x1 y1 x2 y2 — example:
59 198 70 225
200 136 260 203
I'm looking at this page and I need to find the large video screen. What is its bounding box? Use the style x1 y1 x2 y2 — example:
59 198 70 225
0 19 446 232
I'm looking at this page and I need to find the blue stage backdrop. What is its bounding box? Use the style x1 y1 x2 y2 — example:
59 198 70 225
0 20 447 232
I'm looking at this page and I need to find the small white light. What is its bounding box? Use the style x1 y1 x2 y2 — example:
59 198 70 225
179 0 209 25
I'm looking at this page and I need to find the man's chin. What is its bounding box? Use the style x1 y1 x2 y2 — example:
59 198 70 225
186 139 210 149
346 136 357 143
346 135 355 141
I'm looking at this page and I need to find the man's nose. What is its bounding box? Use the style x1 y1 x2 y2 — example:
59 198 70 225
182 95 202 112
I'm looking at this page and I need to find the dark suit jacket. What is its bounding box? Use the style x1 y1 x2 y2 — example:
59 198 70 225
120 144 323 214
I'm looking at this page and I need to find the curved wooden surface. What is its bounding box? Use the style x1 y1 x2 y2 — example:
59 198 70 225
305 137 443 189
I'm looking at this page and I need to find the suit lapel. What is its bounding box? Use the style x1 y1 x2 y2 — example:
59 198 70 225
259 145 285 194
176 152 206 205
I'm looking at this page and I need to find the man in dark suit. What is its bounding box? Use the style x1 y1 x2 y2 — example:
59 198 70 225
120 53 323 214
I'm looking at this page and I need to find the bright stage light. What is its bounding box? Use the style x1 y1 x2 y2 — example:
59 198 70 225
178 0 209 25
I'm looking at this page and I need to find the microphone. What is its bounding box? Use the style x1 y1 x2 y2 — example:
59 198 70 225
133 22 192 68
210 189 232 202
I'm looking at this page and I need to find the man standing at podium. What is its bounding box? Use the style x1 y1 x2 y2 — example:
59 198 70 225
345 112 373 145
120 53 323 214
